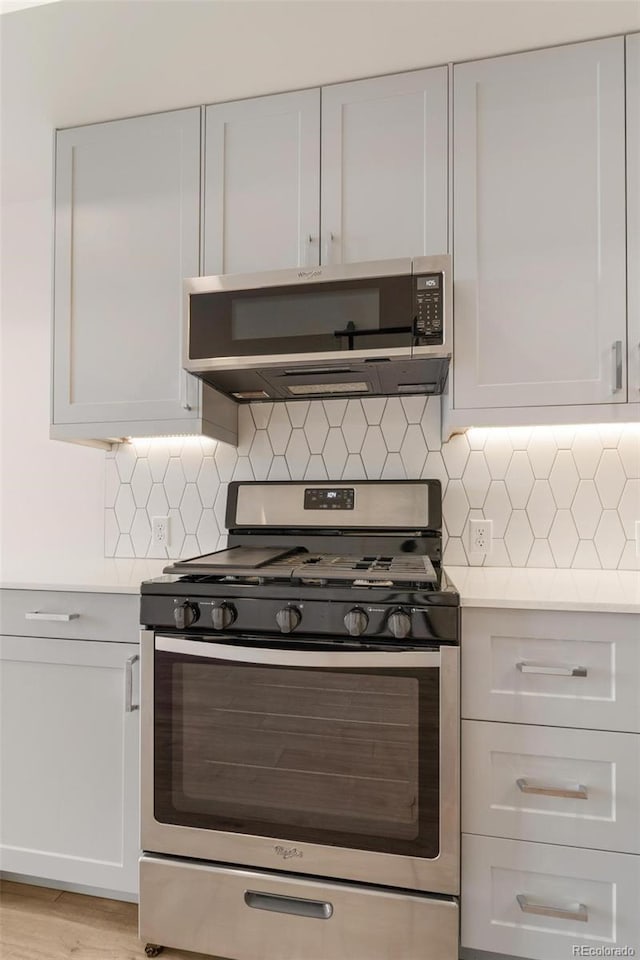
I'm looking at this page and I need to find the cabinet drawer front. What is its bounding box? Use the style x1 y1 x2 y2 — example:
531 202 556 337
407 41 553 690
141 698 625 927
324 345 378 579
462 835 640 960
462 608 640 732
462 720 640 853
0 590 139 643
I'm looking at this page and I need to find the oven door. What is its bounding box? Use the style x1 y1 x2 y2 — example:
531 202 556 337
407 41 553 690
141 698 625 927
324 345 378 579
141 631 459 895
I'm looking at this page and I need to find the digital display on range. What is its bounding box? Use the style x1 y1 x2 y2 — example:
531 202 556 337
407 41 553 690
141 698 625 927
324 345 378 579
304 487 355 510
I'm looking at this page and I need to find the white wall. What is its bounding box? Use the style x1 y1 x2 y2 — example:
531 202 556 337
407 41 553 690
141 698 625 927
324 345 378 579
1 0 639 578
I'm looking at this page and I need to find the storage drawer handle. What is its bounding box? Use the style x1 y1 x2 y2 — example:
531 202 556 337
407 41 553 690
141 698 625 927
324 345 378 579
244 890 333 920
516 661 587 678
125 654 139 713
517 893 588 923
517 778 588 800
25 611 80 622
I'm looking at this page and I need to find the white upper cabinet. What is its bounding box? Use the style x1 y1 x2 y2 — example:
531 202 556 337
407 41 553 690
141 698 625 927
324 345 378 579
453 37 627 410
52 108 237 446
204 90 321 275
321 68 448 264
628 34 640 398
202 71 448 276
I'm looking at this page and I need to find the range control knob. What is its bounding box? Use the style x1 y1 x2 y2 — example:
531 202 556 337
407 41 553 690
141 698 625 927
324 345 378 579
344 607 369 637
388 609 411 640
211 603 236 631
174 601 199 630
276 606 301 634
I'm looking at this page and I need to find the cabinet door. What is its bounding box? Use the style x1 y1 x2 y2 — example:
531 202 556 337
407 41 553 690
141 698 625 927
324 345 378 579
628 34 640 398
204 90 320 275
53 108 201 427
321 68 448 264
0 636 139 896
454 37 627 409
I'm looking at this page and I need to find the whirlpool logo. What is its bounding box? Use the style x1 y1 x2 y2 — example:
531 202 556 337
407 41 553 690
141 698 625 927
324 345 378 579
297 269 322 279
274 845 304 860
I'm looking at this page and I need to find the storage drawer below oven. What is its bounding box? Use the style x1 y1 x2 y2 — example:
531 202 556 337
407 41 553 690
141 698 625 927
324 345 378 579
139 854 459 960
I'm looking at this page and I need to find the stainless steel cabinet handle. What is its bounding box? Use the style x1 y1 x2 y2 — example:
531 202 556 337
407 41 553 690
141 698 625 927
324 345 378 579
614 340 623 392
322 232 335 264
125 654 139 712
305 234 318 267
516 661 587 678
517 778 588 800
517 894 588 923
25 611 79 622
180 370 193 411
245 890 333 920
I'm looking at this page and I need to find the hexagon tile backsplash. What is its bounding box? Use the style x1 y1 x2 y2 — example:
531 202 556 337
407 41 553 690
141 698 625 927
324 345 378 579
105 398 640 569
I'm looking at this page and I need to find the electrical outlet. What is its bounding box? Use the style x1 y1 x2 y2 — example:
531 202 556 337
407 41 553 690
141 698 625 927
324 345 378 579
636 520 640 558
469 518 493 555
152 516 170 547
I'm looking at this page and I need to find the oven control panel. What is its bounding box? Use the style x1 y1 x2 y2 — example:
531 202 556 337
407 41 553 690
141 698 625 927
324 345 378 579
151 595 457 643
303 487 355 510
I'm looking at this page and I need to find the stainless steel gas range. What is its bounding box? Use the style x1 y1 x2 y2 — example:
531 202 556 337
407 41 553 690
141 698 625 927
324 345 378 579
139 479 460 960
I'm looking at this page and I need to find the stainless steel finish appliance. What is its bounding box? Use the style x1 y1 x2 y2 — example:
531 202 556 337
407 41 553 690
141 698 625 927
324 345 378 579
183 256 451 401
139 479 460 960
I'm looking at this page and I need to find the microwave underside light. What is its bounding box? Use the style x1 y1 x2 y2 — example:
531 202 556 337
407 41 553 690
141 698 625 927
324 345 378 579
287 382 370 396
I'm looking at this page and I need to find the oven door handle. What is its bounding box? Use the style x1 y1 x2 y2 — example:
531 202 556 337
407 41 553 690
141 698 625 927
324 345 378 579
154 635 442 669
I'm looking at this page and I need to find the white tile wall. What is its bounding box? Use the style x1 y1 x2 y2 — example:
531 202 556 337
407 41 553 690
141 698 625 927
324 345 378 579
105 398 640 569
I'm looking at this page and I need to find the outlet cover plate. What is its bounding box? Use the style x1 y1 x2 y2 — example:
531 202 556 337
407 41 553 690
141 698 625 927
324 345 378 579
469 518 493 555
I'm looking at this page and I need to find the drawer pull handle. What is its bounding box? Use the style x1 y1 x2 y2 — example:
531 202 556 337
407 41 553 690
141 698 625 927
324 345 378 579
517 894 588 923
517 778 588 800
517 661 587 678
125 654 139 713
245 890 333 920
25 611 80 622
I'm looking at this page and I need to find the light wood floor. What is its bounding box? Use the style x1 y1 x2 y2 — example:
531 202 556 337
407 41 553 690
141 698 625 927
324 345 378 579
0 879 216 960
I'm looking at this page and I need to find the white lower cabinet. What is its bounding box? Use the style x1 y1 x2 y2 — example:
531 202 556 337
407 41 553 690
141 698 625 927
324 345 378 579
0 635 139 897
461 607 640 960
461 834 640 960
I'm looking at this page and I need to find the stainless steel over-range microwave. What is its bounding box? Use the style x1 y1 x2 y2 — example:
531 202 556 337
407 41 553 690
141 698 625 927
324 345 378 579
183 255 451 401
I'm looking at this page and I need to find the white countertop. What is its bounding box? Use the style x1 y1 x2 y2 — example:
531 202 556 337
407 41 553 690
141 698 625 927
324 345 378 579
446 566 640 614
0 559 169 594
2 563 640 612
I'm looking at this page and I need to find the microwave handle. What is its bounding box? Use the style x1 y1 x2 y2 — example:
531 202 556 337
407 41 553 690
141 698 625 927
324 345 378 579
155 635 441 669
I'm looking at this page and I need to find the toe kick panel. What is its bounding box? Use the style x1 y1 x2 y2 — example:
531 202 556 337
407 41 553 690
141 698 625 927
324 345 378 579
139 855 459 960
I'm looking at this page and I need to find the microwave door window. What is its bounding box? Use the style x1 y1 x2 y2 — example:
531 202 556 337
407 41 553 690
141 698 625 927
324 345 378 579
154 654 440 859
188 276 415 360
232 289 380 341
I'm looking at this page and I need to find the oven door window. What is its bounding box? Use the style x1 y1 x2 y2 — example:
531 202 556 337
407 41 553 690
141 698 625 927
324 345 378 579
154 646 440 859
188 275 415 359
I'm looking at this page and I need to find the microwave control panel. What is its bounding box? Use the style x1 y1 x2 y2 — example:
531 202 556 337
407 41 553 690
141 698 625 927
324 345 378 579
413 273 444 343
